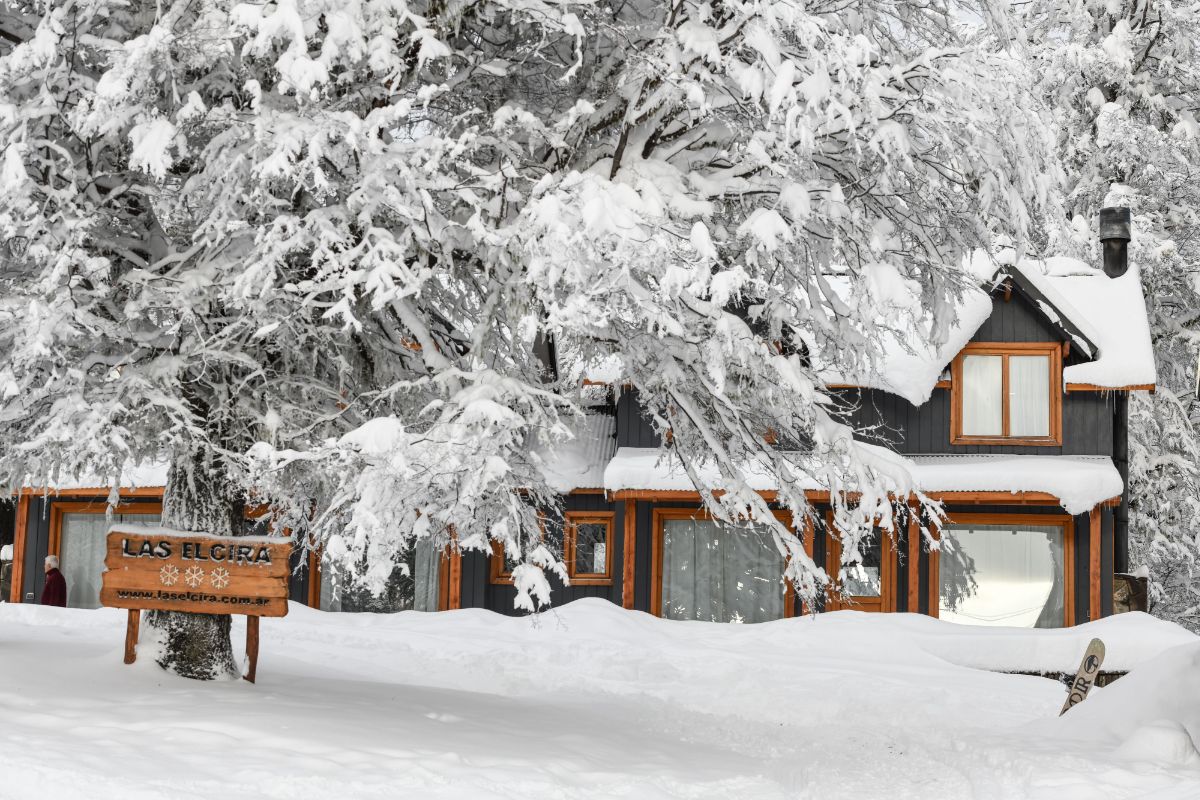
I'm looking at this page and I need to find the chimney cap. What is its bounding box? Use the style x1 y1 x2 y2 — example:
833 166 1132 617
1100 207 1131 242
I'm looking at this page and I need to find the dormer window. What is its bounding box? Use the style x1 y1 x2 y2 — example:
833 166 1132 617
951 343 1062 446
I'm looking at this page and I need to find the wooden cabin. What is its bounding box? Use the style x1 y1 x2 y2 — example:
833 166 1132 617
1 234 1156 628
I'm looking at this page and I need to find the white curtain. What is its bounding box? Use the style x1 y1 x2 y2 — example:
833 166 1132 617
573 522 607 574
961 355 1003 435
1009 355 1050 436
60 511 161 609
662 519 784 623
412 537 441 612
939 524 1065 628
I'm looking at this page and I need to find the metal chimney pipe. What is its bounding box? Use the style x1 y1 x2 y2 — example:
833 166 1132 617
1099 207 1131 278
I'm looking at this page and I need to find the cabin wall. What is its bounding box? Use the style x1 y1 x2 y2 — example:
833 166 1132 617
616 388 660 448
469 492 623 616
843 388 1116 457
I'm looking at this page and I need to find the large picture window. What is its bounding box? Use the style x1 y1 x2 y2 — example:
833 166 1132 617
653 510 792 624
51 502 162 610
951 343 1062 445
937 515 1073 628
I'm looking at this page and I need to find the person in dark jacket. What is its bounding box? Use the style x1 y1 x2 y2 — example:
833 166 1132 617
41 555 67 607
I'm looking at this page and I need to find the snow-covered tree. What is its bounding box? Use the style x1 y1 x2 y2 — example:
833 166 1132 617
0 0 1058 676
1015 0 1200 629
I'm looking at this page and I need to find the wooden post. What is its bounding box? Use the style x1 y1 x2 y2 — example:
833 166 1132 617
927 525 940 619
622 499 636 609
907 501 920 614
1089 506 1102 621
244 615 260 683
123 609 140 665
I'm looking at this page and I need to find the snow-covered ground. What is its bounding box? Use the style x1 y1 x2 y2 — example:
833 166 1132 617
1 600 1198 799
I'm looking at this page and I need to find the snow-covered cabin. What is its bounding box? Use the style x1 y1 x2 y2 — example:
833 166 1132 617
0 210 1154 630
454 207 1154 628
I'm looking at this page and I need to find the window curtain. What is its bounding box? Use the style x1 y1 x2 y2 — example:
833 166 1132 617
662 519 784 623
321 537 441 613
1009 355 1050 436
60 511 161 609
961 355 1003 435
939 524 1065 628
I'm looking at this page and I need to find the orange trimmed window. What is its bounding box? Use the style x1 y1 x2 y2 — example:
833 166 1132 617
950 342 1062 446
564 511 614 586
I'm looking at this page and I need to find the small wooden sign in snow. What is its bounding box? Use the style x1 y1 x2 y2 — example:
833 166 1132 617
1059 637 1105 716
101 526 292 682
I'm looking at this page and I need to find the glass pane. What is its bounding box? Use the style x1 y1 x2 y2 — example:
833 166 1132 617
842 530 882 597
962 355 1003 435
573 522 608 575
320 538 441 613
939 524 1065 628
60 511 161 609
662 519 783 623
1009 355 1050 437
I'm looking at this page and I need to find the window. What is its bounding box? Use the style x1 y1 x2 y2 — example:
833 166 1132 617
951 343 1061 445
564 512 614 585
653 509 793 623
937 515 1073 628
319 538 442 613
825 517 893 612
50 502 162 609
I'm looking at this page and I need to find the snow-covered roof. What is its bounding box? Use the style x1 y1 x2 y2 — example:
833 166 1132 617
824 253 1155 404
1000 256 1155 388
538 413 616 492
603 448 1122 514
24 462 170 492
814 286 994 405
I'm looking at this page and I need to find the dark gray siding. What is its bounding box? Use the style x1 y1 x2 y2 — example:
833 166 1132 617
616 388 660 448
20 497 48 603
477 493 621 616
844 388 1116 456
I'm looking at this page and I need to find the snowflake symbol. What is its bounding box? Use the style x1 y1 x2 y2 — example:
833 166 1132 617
159 564 180 587
183 566 205 588
210 567 230 590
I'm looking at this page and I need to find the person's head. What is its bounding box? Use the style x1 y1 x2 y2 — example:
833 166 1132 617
44 555 59 573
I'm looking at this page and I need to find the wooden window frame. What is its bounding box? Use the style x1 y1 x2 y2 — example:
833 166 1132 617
48 499 164 559
950 342 1063 446
650 507 796 620
489 513 548 586
563 511 615 586
824 511 896 613
928 512 1075 627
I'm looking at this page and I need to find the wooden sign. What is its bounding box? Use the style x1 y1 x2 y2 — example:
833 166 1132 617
1059 637 1106 716
102 527 291 617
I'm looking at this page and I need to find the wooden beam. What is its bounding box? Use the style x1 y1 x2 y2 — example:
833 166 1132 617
609 488 1120 509
244 615 259 683
123 609 140 665
621 499 636 609
1066 383 1155 393
907 505 920 614
800 515 815 615
927 525 940 619
17 486 165 498
9 494 30 603
1090 506 1102 621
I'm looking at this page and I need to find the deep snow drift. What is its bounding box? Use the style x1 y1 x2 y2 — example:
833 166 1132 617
1 600 1198 799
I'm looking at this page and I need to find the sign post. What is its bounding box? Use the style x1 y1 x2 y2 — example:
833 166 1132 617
102 526 291 682
1059 637 1106 716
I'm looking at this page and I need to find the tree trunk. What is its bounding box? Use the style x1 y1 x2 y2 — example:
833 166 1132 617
146 449 242 680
